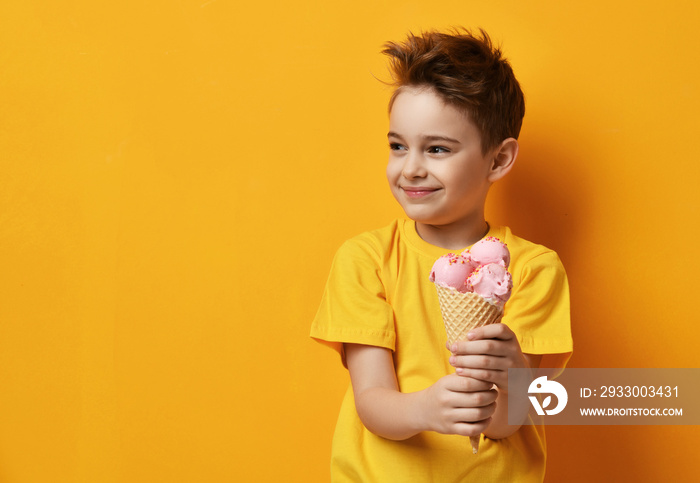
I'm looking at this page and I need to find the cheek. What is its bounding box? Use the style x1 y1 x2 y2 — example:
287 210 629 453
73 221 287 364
386 159 400 183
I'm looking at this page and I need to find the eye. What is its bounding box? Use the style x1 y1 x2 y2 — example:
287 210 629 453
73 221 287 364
389 142 406 151
427 146 450 154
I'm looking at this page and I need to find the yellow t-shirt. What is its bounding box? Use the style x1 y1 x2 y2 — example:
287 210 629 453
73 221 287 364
311 220 573 482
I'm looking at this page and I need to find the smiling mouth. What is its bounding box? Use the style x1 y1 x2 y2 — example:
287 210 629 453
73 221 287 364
401 187 440 199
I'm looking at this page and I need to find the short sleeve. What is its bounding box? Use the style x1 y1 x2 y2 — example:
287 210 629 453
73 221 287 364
505 250 573 369
310 237 396 364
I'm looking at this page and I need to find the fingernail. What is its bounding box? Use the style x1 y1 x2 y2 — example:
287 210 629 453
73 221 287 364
449 356 455 365
467 331 476 340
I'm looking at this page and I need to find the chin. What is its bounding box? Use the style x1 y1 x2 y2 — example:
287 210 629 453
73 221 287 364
395 198 451 224
403 211 446 226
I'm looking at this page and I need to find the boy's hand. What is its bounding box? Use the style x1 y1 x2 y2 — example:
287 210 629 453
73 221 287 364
448 323 530 391
419 374 497 436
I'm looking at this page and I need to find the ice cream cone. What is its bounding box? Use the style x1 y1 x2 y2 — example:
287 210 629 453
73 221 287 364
434 285 503 454
435 286 503 345
469 435 480 454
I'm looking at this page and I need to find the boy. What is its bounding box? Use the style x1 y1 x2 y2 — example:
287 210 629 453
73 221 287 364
311 28 572 482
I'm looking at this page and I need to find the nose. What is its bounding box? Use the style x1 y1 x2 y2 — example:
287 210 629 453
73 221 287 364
401 151 427 179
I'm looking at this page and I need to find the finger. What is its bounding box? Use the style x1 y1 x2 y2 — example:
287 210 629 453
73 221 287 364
456 367 506 386
465 323 515 342
444 374 494 393
445 387 498 410
450 326 514 353
451 354 506 371
450 339 509 357
452 402 497 422
453 417 492 437
455 389 499 408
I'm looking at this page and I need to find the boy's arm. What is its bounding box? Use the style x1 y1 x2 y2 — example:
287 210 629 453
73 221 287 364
345 343 497 441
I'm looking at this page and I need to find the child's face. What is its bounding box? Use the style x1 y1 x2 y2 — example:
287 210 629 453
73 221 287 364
387 87 494 231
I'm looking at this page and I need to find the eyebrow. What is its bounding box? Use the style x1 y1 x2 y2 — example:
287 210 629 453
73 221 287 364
387 132 461 144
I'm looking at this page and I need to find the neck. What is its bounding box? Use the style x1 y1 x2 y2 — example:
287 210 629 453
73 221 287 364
415 217 490 250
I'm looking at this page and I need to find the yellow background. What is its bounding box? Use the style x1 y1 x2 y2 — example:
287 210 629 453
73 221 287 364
1 1 699 482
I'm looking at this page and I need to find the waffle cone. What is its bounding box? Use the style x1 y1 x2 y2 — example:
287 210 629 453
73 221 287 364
469 435 480 454
435 286 503 345
435 285 503 455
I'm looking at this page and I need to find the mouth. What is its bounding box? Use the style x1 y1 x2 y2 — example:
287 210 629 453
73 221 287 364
401 187 440 199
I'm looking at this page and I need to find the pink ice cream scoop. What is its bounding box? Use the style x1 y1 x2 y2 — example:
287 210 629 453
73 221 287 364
466 263 513 306
466 236 510 268
429 253 476 293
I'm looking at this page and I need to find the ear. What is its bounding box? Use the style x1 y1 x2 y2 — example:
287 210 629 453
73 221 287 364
487 138 519 182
